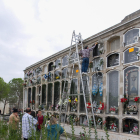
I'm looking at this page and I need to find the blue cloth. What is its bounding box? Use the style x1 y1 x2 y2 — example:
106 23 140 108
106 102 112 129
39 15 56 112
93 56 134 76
82 57 89 72
46 124 64 140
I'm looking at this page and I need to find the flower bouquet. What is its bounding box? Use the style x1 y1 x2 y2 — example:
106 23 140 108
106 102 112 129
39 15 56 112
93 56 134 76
136 50 140 56
97 118 102 129
132 126 138 135
110 123 117 132
97 102 104 113
50 105 54 111
109 106 117 114
120 98 128 103
134 97 139 103
86 101 91 112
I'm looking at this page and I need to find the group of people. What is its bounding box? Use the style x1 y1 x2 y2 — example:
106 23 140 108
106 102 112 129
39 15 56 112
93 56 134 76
9 108 64 140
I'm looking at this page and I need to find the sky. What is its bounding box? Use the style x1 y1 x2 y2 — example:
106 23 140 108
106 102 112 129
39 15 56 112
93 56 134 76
0 0 140 83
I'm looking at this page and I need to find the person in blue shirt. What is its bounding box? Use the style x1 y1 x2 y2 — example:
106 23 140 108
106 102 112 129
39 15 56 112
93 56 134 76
46 116 64 140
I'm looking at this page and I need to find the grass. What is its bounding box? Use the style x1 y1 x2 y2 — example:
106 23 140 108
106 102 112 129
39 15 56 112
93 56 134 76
0 115 109 140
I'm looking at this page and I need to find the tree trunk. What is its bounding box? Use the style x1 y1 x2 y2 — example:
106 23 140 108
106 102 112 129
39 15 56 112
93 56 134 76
3 100 6 116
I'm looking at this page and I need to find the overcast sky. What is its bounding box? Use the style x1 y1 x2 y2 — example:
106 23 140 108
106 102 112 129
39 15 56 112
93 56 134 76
0 0 140 83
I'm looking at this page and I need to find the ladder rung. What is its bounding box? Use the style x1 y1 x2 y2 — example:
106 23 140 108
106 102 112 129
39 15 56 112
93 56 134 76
67 93 90 96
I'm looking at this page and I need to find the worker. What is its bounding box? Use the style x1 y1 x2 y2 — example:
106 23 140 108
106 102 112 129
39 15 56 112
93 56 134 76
79 43 98 74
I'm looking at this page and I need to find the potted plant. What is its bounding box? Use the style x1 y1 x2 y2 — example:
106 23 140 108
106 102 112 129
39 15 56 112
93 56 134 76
97 118 102 129
132 126 138 135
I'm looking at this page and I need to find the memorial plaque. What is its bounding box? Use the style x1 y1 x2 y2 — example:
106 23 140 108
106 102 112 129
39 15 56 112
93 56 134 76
107 53 119 67
124 47 139 64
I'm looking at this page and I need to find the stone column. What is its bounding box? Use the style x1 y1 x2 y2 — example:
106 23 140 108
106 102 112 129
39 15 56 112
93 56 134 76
23 88 25 111
119 118 122 133
35 86 38 111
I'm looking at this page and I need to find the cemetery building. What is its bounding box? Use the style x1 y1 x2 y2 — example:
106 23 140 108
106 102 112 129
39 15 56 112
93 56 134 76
23 10 140 139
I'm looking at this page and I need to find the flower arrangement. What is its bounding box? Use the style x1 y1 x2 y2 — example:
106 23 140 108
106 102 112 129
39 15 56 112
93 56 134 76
27 71 32 76
89 62 93 68
98 102 105 111
109 106 117 113
63 99 68 106
125 124 128 127
136 50 140 56
73 116 79 122
120 98 128 103
132 126 138 133
32 100 35 104
56 76 60 80
68 97 71 103
74 97 78 103
97 118 102 125
86 101 91 108
55 104 60 110
30 100 32 104
134 97 139 103
127 105 137 112
110 123 117 131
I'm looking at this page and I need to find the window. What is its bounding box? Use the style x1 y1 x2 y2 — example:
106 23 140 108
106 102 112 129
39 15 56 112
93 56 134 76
123 118 139 135
107 53 119 67
70 79 78 112
32 87 36 103
106 71 119 114
55 59 60 69
42 85 46 105
28 88 31 107
62 68 68 79
124 66 139 115
93 58 103 72
44 65 47 73
48 62 53 71
47 83 52 110
92 73 103 113
106 117 119 132
54 82 60 111
80 76 89 112
124 47 139 64
124 28 139 46
62 56 68 66
109 37 120 52
73 65 79 76
70 53 78 63
54 71 61 80
93 44 100 57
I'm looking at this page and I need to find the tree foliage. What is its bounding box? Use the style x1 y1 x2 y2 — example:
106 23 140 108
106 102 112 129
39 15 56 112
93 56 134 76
9 78 24 109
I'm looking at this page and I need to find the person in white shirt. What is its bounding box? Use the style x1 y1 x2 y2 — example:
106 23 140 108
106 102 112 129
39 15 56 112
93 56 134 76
22 108 38 140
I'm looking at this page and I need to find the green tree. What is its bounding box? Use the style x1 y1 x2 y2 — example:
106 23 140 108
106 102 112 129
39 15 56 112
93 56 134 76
9 78 24 110
0 77 10 115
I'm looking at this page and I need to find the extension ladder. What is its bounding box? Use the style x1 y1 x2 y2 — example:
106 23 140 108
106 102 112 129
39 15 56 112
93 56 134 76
59 30 96 128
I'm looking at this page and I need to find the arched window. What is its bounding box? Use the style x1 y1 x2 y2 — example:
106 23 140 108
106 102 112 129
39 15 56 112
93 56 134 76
123 66 139 115
54 82 60 111
124 47 139 64
55 59 61 69
54 71 61 80
62 68 68 79
47 83 52 110
106 71 119 114
93 57 103 72
108 37 120 52
123 118 139 135
107 53 119 67
124 28 139 46
43 65 47 73
62 56 68 66
48 62 53 72
105 117 119 132
92 73 103 113
42 85 46 105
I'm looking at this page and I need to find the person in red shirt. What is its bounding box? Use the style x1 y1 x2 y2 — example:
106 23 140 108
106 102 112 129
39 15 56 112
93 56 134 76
37 110 44 132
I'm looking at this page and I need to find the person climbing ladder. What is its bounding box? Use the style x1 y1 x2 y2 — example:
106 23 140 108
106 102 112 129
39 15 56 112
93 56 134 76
79 42 98 73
